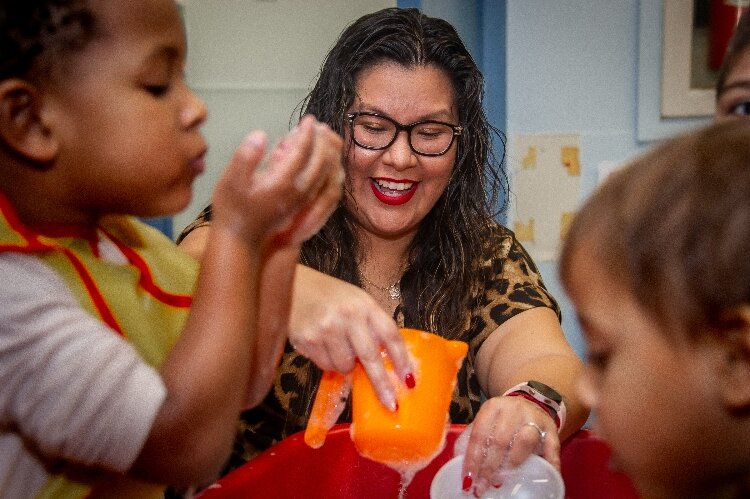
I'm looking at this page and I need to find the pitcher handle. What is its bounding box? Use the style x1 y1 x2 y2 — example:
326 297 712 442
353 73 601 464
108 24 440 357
304 370 352 448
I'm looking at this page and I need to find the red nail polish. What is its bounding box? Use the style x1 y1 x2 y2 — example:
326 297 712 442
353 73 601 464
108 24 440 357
405 372 416 389
462 474 473 491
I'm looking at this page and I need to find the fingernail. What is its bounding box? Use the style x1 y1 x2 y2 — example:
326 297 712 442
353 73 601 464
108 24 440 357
462 474 473 491
385 391 397 412
405 373 416 389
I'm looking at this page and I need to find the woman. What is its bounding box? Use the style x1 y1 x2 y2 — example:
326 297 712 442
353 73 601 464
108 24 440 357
180 8 587 497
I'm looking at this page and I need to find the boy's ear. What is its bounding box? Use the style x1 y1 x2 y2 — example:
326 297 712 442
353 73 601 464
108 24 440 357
715 305 750 413
0 79 59 165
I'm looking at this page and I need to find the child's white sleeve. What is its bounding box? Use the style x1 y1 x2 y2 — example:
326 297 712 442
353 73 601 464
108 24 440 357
0 252 167 474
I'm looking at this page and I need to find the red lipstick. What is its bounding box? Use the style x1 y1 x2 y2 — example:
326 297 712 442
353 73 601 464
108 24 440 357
369 178 418 206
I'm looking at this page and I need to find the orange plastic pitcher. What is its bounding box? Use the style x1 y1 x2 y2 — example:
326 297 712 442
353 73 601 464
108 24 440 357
305 328 468 472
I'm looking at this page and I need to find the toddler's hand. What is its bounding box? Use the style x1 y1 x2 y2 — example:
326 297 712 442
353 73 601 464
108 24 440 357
267 115 344 245
211 115 343 247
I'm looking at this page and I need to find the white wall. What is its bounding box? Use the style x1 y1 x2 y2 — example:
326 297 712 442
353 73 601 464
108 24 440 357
176 0 395 234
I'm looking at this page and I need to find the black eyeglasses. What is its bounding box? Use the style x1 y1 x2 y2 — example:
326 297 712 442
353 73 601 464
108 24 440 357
346 112 462 157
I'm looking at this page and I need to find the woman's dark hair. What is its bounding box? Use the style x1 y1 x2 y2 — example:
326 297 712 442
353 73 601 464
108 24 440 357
560 120 750 340
0 0 96 82
716 9 750 97
297 7 508 339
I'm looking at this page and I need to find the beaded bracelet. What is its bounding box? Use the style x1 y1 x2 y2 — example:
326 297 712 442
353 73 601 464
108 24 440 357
503 380 566 432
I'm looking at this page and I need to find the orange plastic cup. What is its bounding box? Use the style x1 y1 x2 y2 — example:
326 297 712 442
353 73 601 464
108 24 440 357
305 328 468 472
350 328 468 471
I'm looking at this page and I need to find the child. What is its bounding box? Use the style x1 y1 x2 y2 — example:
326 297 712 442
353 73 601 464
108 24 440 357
559 120 750 499
716 9 750 121
0 0 343 497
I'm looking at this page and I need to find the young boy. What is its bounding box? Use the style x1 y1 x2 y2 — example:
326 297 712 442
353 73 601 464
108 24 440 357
560 120 750 498
0 0 343 497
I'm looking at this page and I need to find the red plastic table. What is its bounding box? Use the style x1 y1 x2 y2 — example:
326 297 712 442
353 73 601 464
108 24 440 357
197 424 639 499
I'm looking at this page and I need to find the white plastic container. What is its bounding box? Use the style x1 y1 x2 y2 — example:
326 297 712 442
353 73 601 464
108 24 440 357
430 454 564 499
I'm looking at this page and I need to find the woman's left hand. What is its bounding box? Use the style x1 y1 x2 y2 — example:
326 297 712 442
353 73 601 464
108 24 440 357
458 395 560 497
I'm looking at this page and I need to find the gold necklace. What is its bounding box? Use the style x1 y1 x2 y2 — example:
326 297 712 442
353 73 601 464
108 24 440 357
359 273 401 300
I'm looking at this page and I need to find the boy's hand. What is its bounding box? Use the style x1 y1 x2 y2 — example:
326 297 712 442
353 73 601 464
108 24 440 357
211 115 343 247
270 116 344 246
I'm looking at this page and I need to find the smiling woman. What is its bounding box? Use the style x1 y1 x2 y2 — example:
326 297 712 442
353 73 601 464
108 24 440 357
177 8 588 498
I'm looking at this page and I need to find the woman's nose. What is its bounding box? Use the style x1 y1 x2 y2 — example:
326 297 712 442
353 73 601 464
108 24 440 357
383 130 417 170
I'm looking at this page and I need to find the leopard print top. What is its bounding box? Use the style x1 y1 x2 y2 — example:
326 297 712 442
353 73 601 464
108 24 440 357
178 212 559 475
202 221 561 475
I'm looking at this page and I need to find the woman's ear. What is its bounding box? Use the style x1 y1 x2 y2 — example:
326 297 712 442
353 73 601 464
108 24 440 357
0 79 59 165
716 305 750 413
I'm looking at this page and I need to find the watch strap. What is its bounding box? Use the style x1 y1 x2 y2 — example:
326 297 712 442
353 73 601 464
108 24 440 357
503 381 567 432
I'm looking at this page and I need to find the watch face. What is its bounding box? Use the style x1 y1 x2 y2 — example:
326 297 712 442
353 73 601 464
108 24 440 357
528 380 563 404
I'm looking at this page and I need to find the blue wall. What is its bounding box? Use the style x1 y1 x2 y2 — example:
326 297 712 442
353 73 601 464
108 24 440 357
399 0 508 217
506 1 645 357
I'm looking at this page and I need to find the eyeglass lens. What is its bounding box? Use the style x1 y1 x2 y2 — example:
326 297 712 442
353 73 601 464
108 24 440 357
350 114 456 155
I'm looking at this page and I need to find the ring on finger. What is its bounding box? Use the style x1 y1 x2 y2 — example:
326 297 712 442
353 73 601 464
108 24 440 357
525 421 547 442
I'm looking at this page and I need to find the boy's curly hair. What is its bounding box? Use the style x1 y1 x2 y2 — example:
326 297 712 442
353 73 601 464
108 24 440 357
0 0 96 81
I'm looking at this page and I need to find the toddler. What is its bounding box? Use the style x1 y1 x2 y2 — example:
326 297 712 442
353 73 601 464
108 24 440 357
0 0 343 497
559 120 750 498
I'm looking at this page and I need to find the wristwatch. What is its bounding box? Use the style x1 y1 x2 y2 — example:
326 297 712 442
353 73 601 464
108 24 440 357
503 380 567 432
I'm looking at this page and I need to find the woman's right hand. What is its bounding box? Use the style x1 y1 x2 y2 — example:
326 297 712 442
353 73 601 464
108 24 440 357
290 265 413 411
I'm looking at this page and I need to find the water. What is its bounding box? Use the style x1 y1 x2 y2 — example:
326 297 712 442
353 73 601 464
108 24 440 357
397 470 417 499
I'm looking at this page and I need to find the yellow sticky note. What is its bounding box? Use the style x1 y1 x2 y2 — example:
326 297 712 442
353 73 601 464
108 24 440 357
561 146 580 176
514 219 535 242
521 146 537 169
560 211 576 241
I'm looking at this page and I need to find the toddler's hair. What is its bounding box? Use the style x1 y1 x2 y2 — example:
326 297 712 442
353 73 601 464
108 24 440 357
0 0 95 81
560 120 750 339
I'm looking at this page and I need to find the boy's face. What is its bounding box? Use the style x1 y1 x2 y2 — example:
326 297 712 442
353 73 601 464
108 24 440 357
565 240 731 498
43 0 207 222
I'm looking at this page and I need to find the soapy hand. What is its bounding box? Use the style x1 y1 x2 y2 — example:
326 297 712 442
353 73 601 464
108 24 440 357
457 396 560 497
290 266 413 411
210 114 343 249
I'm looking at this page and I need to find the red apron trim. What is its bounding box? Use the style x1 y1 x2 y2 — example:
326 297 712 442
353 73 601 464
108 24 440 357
103 229 192 308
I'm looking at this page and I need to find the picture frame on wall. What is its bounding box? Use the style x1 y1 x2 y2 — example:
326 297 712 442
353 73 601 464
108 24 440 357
660 0 716 118
637 0 713 142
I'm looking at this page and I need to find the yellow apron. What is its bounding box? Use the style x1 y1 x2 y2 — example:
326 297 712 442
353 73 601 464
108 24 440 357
0 193 198 498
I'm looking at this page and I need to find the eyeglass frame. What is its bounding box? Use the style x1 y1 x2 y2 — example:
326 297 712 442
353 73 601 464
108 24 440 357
346 112 463 157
